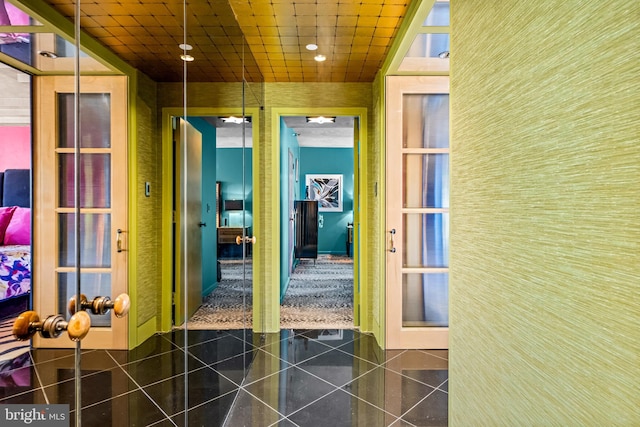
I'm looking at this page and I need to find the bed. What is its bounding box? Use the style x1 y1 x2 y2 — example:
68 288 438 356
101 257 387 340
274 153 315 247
0 169 30 319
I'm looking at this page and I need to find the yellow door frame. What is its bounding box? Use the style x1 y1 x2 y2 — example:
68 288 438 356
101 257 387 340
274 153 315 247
268 107 369 332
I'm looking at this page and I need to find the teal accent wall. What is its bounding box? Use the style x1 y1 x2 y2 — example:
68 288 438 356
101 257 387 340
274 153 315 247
300 147 354 255
216 147 253 229
279 118 300 300
187 117 218 296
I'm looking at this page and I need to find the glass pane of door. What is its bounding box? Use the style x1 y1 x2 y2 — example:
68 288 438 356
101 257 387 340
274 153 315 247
57 92 113 331
401 93 449 328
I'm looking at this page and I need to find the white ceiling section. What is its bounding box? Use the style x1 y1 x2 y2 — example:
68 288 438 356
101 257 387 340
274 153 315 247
283 116 354 148
206 115 355 148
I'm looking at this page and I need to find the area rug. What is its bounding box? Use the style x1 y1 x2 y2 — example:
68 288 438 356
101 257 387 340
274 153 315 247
186 255 353 330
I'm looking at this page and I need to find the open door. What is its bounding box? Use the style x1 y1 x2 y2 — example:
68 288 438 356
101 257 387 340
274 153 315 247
386 76 450 349
174 117 203 325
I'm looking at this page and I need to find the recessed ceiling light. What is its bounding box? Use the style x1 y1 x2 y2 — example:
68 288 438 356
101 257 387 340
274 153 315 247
221 116 250 124
180 54 194 62
306 43 318 51
179 43 193 51
38 50 58 59
314 54 326 62
306 116 335 124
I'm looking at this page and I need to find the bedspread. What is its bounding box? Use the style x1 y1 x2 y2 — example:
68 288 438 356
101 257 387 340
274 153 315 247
0 245 30 300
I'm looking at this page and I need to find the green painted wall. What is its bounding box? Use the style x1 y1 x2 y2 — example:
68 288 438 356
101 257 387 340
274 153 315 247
450 1 639 425
299 147 354 255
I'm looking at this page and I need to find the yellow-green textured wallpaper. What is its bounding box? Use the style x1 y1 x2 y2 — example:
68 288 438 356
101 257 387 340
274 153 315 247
450 1 639 425
263 83 375 331
371 74 384 341
134 71 160 327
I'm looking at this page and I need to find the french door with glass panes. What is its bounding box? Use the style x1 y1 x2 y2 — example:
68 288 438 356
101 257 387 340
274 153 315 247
386 76 449 349
33 75 128 349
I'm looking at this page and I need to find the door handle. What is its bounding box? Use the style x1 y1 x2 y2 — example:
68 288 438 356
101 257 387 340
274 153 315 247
388 229 397 253
117 228 123 252
199 222 207 227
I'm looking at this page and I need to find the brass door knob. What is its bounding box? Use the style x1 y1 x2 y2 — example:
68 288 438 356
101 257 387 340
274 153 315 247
68 293 88 315
68 293 131 318
112 293 131 317
236 236 257 245
13 310 91 342
67 312 91 341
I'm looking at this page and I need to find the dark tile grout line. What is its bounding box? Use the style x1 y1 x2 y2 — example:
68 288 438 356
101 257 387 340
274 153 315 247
2 330 447 427
152 387 241 427
397 385 445 422
249 345 403 425
29 352 48 405
60 358 175 424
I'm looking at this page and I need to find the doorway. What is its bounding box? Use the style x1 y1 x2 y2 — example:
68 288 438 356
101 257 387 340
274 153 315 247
279 115 356 329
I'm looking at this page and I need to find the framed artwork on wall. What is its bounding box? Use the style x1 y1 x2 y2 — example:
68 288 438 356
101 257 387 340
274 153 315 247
306 174 343 212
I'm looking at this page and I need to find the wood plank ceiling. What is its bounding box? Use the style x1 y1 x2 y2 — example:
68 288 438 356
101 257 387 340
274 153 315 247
41 0 411 83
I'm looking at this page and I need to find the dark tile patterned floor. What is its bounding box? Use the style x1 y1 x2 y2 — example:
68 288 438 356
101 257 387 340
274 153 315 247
0 329 448 426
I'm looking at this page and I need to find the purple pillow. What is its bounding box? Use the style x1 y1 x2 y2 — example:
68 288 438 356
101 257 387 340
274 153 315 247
4 207 30 245
0 206 16 244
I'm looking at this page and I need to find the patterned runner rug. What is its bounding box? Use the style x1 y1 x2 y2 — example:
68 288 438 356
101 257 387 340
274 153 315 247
186 254 353 329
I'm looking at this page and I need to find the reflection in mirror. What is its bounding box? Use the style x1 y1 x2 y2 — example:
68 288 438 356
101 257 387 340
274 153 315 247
1 0 110 74
187 114 253 330
0 62 31 359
